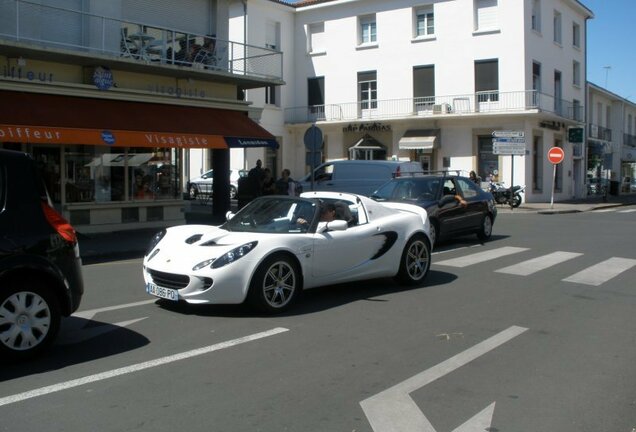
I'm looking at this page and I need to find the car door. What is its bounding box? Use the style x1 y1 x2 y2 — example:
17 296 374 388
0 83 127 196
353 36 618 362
437 178 470 236
455 177 486 230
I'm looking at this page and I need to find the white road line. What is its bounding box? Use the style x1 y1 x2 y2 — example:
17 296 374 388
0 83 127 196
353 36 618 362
432 244 483 255
563 257 636 286
618 209 636 213
360 326 528 432
73 300 156 319
495 251 583 276
593 209 616 213
435 247 529 268
0 327 289 407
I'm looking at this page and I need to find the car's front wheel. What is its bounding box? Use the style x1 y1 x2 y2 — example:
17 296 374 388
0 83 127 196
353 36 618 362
477 214 493 241
0 279 61 362
396 234 431 285
248 254 301 314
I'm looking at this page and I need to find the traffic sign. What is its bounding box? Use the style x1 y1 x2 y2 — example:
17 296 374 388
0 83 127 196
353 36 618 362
303 125 323 152
492 137 526 144
493 143 526 155
568 127 584 143
492 130 525 138
547 146 565 164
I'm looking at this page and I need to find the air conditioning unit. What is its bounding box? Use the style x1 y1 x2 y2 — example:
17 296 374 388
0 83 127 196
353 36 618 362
433 103 451 114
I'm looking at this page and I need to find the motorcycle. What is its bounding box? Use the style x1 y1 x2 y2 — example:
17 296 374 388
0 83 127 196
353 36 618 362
488 182 525 208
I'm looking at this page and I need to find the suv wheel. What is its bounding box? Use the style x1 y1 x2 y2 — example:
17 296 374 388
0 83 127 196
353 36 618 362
0 279 61 361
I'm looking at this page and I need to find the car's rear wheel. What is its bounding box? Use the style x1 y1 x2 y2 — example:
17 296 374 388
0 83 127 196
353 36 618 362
477 214 493 241
396 234 431 285
248 254 301 314
0 279 61 361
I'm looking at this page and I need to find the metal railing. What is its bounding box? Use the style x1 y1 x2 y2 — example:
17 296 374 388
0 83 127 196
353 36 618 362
0 0 282 81
285 90 582 124
588 123 612 141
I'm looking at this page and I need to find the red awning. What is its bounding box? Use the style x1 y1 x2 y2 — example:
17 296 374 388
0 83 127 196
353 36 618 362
0 90 275 148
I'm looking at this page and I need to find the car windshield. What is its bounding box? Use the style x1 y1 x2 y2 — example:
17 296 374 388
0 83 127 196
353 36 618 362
222 197 319 233
372 178 441 202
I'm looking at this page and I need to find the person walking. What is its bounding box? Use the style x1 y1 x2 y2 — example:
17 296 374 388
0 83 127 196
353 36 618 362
275 168 296 195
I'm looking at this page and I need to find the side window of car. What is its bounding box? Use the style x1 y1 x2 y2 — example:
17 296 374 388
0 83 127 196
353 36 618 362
315 164 333 182
442 179 456 196
457 178 478 198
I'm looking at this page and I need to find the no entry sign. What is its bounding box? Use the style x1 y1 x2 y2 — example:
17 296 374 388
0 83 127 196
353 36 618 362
547 147 565 164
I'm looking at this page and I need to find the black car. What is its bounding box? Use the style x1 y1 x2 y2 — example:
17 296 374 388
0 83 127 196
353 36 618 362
371 173 497 245
0 149 84 361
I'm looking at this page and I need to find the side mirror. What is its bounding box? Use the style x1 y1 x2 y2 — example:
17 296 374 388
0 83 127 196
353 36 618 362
225 211 235 221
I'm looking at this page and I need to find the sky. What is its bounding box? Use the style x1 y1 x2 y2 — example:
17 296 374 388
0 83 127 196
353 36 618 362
579 0 635 101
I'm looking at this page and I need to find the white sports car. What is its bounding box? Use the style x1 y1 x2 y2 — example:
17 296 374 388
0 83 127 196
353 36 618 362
143 191 432 313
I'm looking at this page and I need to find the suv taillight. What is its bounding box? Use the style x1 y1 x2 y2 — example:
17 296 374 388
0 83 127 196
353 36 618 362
41 202 77 244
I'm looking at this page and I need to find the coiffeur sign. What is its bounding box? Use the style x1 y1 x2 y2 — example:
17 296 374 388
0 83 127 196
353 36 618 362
0 124 227 148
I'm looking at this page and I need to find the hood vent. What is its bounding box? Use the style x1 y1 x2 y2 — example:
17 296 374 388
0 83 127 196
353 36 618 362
185 234 203 244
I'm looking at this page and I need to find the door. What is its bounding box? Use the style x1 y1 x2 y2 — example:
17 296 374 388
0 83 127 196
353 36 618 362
437 178 470 235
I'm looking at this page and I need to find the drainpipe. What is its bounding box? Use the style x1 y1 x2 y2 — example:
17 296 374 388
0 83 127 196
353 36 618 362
583 14 590 200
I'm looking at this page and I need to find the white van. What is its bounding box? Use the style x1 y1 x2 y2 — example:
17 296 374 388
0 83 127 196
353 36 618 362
298 160 421 196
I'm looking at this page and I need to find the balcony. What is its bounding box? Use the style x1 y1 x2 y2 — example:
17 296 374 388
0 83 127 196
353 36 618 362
0 0 283 84
624 133 636 147
588 124 612 142
285 90 582 124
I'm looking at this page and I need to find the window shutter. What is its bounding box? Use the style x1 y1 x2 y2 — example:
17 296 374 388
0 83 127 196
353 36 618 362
476 0 498 30
309 22 324 53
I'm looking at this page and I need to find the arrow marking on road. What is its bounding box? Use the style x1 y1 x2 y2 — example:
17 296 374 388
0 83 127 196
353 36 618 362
360 325 528 432
0 327 289 407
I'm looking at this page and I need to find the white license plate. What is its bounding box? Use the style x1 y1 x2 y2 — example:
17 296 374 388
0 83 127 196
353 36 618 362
146 282 179 301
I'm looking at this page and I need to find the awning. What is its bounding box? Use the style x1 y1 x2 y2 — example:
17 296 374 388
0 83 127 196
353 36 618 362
399 129 439 151
349 134 386 150
0 90 275 148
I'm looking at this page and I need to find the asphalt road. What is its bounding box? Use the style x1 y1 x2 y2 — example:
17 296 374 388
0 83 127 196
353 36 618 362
1 206 635 432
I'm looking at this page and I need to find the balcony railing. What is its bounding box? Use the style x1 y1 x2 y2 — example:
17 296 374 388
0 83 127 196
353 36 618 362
0 0 282 81
285 90 582 124
588 124 612 142
624 133 636 147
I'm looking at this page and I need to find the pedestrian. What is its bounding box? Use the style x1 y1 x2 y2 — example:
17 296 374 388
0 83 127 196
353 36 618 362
262 168 276 195
469 170 481 185
275 168 296 195
247 159 265 197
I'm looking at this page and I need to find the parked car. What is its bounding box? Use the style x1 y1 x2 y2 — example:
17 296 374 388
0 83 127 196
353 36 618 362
143 192 432 314
187 169 247 200
0 149 84 361
297 160 421 196
370 172 497 246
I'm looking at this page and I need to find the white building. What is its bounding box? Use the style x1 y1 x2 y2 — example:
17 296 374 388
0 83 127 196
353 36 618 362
238 0 595 202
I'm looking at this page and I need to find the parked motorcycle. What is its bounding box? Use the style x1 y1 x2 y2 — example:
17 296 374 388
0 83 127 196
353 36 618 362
488 182 525 208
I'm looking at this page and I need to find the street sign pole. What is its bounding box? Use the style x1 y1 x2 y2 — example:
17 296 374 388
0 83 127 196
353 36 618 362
304 124 323 191
547 146 565 209
510 155 514 210
551 163 557 209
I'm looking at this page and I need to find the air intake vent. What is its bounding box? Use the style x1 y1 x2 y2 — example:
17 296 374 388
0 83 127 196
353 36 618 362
185 234 203 244
148 270 189 290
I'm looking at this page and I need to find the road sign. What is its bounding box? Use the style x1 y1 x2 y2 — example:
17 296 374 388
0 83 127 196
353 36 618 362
493 137 526 155
303 125 323 152
548 146 565 164
492 137 526 144
492 130 525 138
568 127 584 143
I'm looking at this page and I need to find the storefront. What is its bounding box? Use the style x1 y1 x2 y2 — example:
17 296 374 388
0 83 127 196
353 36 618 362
621 146 636 194
0 90 276 233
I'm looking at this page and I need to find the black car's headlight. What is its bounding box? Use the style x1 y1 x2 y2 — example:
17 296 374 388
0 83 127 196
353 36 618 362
198 241 257 270
146 229 166 256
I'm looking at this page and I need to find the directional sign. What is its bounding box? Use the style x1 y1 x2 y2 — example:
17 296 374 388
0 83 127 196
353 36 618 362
493 139 526 155
361 326 529 432
492 130 525 138
548 146 565 164
492 137 526 144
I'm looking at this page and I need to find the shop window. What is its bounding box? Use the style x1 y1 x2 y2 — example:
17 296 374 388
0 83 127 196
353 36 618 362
477 136 499 181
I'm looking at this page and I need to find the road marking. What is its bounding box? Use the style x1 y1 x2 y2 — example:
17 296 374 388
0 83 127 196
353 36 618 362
432 244 484 256
563 257 636 286
435 247 529 267
0 327 289 407
593 208 616 213
361 326 528 432
73 300 156 320
495 251 583 276
84 258 143 267
618 209 636 213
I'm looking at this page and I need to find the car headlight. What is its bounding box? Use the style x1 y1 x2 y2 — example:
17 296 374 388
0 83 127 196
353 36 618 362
205 241 258 270
146 229 166 256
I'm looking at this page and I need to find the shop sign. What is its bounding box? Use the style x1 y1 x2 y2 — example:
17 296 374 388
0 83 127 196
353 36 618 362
92 66 113 90
2 65 53 82
342 122 392 133
147 84 206 99
0 124 226 148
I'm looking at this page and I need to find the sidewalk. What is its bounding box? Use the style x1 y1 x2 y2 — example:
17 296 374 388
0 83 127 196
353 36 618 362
78 194 636 261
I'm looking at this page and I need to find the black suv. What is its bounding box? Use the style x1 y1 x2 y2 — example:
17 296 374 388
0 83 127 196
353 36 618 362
0 149 84 361
371 172 497 246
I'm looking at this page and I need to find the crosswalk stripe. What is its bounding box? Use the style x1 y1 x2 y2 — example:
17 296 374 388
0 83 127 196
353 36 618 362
594 209 616 213
563 257 636 286
618 209 636 213
495 251 583 276
435 246 529 268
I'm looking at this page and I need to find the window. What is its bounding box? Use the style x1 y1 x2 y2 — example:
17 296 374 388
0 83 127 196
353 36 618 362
533 135 543 192
265 85 279 107
553 10 562 44
532 0 541 32
532 61 541 105
554 70 562 114
413 65 435 110
572 22 580 47
474 0 498 32
359 15 377 44
596 102 602 125
265 20 280 50
308 22 325 53
573 60 581 86
606 106 611 128
475 59 499 102
358 71 377 110
573 99 581 121
628 114 633 135
308 77 325 116
414 6 434 37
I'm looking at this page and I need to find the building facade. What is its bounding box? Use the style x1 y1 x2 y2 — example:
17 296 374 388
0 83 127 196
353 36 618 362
242 0 597 202
0 0 283 232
